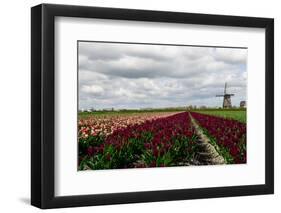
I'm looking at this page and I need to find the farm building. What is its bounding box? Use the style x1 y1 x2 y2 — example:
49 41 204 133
240 101 246 108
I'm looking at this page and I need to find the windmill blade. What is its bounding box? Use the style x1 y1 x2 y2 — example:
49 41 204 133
216 95 224 97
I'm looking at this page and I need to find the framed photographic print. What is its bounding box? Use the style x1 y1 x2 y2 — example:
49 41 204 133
31 3 274 209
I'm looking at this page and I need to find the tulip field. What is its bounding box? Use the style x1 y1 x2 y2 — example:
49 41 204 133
78 110 246 170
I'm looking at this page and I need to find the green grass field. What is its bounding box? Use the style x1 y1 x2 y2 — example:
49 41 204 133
194 110 246 123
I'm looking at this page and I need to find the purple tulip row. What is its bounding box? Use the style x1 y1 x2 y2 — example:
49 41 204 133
190 112 246 164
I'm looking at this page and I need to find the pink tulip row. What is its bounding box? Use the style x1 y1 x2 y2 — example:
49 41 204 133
78 112 180 139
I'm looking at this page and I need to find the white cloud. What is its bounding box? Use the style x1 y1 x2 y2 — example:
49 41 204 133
81 85 104 96
78 42 247 109
214 48 247 64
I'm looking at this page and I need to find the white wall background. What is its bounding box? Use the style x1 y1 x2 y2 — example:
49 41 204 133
0 0 278 212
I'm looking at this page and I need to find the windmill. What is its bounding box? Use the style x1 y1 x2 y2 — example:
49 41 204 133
216 82 234 108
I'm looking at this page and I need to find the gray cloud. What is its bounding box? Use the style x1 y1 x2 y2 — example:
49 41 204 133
78 42 247 110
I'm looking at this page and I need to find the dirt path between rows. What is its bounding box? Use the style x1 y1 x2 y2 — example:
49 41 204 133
189 112 226 165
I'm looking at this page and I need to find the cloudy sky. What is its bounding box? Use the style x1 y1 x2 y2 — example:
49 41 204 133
78 42 247 110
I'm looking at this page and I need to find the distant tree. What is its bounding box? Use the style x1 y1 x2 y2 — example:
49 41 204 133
187 105 193 110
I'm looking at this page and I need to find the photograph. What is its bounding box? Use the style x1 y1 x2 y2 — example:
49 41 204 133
77 41 247 170
29 3 274 209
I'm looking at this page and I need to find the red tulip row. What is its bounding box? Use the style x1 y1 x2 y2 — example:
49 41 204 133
190 112 246 164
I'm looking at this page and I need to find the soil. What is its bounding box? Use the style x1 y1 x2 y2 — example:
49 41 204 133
189 112 226 165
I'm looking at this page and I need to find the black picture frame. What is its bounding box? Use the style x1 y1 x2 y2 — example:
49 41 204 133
31 3 274 209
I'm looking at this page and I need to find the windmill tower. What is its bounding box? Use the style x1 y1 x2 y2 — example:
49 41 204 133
216 83 234 108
